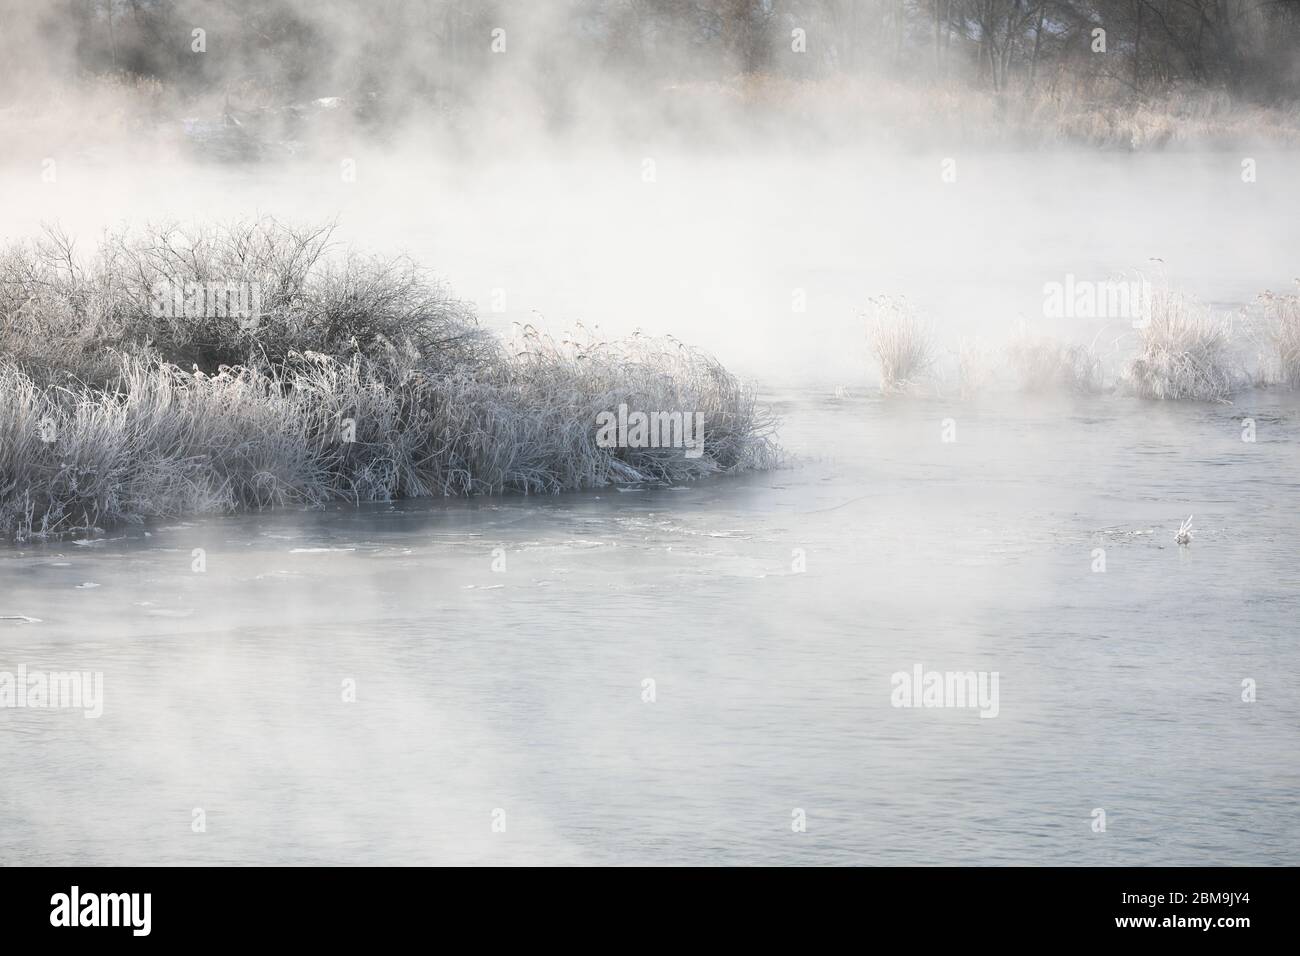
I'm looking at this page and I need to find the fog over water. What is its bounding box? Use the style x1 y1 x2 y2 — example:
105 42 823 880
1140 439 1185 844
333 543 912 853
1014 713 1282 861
2 0 1300 869
3 149 1298 383
4 151 1300 864
3 386 1298 864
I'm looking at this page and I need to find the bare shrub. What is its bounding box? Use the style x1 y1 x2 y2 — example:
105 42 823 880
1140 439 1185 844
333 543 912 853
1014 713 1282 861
0 219 496 382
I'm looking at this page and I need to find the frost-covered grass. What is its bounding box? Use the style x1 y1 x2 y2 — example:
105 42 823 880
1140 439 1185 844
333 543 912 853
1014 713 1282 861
1260 291 1300 389
0 220 495 384
1008 330 1104 395
866 296 935 395
955 337 996 400
865 284 1297 403
1123 290 1235 401
0 221 779 540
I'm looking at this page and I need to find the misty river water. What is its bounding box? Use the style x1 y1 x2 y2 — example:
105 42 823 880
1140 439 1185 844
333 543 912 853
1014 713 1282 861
2 150 1299 864
3 387 1298 865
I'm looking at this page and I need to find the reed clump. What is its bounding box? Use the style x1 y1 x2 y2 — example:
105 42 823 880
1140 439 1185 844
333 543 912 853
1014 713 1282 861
0 221 779 540
1123 290 1235 401
865 296 935 395
1260 291 1300 389
1008 331 1104 395
955 337 996 400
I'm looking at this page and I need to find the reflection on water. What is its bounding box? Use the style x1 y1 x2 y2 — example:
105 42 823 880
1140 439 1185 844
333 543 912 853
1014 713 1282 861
3 389 1298 864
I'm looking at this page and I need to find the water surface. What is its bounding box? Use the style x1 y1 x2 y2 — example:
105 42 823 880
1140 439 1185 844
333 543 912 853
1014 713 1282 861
3 388 1297 865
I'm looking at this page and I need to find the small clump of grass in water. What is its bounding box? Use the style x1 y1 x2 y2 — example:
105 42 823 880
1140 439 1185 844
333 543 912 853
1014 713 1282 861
955 337 996 400
1007 326 1104 395
865 296 935 396
1124 289 1235 402
1258 289 1300 389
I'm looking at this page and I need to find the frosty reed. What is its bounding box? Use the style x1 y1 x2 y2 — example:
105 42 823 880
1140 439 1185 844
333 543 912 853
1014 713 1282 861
0 220 779 540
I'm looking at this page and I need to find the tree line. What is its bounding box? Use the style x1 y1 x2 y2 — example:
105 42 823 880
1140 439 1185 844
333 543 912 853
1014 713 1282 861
12 1 1300 105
